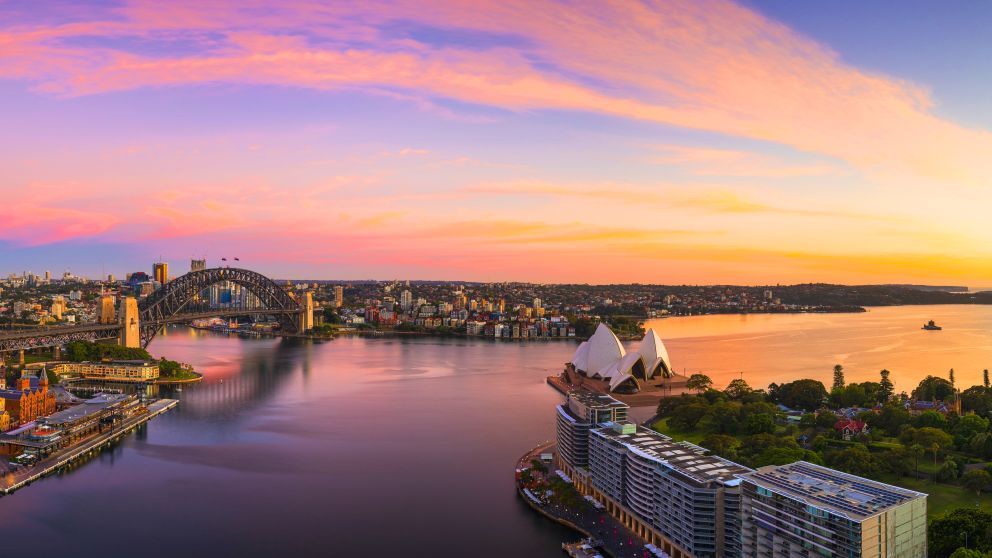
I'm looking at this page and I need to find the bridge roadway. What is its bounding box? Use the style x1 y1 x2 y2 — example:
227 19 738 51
0 308 301 352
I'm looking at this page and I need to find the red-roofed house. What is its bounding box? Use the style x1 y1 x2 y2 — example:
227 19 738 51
834 419 869 441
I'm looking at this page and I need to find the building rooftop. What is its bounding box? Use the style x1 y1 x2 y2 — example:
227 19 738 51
42 393 130 426
592 423 751 486
569 389 628 410
739 461 926 521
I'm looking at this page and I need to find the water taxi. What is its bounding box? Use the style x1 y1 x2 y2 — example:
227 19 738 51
922 320 942 331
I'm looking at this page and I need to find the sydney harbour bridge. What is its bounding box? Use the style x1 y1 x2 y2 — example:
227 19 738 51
0 267 314 354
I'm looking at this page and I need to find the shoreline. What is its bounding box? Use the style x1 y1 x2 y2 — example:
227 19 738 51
153 371 203 385
514 441 607 557
0 399 178 495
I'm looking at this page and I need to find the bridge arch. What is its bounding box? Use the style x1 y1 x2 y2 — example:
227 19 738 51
138 267 305 347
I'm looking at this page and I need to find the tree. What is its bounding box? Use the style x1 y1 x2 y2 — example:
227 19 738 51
986 369 990 389
910 444 924 477
949 549 991 558
815 411 840 430
962 469 992 496
832 364 845 390
955 414 990 444
701 401 743 434
914 375 956 402
880 446 913 477
928 508 992 558
667 401 710 431
937 460 960 482
916 410 949 429
962 386 992 417
878 369 894 403
772 379 827 412
950 368 956 387
572 317 597 339
724 378 752 400
321 307 342 324
875 403 912 437
700 434 739 459
825 445 880 477
686 374 713 394
745 413 775 435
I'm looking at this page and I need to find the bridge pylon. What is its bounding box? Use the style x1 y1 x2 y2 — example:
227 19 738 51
119 296 141 348
298 291 314 332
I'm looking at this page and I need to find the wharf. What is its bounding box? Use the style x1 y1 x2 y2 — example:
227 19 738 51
0 399 179 495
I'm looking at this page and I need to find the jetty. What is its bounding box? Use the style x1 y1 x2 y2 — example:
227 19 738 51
0 398 178 495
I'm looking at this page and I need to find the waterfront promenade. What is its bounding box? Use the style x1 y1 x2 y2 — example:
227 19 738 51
516 443 651 558
547 373 690 408
0 398 178 495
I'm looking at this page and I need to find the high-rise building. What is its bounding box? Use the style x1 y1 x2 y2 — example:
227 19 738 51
533 297 542 309
586 423 750 558
334 286 344 308
153 262 169 285
191 259 207 272
44 270 51 283
107 274 115 283
556 390 628 471
98 294 116 324
739 462 927 558
400 290 413 311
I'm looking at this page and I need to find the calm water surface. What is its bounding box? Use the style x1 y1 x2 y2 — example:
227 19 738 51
649 304 992 392
2 304 991 556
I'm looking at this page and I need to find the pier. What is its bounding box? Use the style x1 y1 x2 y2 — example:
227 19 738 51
0 398 178 495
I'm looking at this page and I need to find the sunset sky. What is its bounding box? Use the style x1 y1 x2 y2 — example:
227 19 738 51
3 1 992 284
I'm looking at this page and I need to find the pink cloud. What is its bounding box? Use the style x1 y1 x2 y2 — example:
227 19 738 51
1 0 989 187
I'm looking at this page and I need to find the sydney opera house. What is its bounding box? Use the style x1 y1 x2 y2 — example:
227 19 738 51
563 324 673 394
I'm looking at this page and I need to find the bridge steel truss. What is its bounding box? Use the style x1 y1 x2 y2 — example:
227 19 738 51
0 268 305 353
0 324 123 353
137 267 304 348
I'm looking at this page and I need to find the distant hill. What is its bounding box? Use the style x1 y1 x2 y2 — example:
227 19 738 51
880 284 969 293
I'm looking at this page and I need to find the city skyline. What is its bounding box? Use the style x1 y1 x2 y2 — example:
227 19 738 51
3 1 992 284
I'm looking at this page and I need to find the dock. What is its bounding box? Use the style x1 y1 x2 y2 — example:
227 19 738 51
0 398 179 495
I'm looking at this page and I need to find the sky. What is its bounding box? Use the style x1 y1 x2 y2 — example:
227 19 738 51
2 0 992 285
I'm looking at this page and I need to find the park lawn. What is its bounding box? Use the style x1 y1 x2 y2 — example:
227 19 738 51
162 369 199 380
651 418 707 445
23 354 55 364
879 474 992 519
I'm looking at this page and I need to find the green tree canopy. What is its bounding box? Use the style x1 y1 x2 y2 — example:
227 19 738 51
832 364 845 390
770 379 827 411
962 469 992 496
929 508 992 558
724 378 752 400
686 374 713 393
878 369 894 403
914 375 956 402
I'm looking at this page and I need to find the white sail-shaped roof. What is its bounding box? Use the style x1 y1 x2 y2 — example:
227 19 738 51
607 353 642 391
638 328 672 379
583 323 626 375
571 341 590 373
595 352 642 381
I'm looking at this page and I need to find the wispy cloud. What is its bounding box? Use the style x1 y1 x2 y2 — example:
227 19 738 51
2 0 990 186
648 145 838 178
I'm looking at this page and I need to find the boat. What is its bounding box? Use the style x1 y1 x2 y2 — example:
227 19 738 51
922 320 942 331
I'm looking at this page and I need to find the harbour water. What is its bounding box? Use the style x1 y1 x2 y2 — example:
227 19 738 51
2 304 992 556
